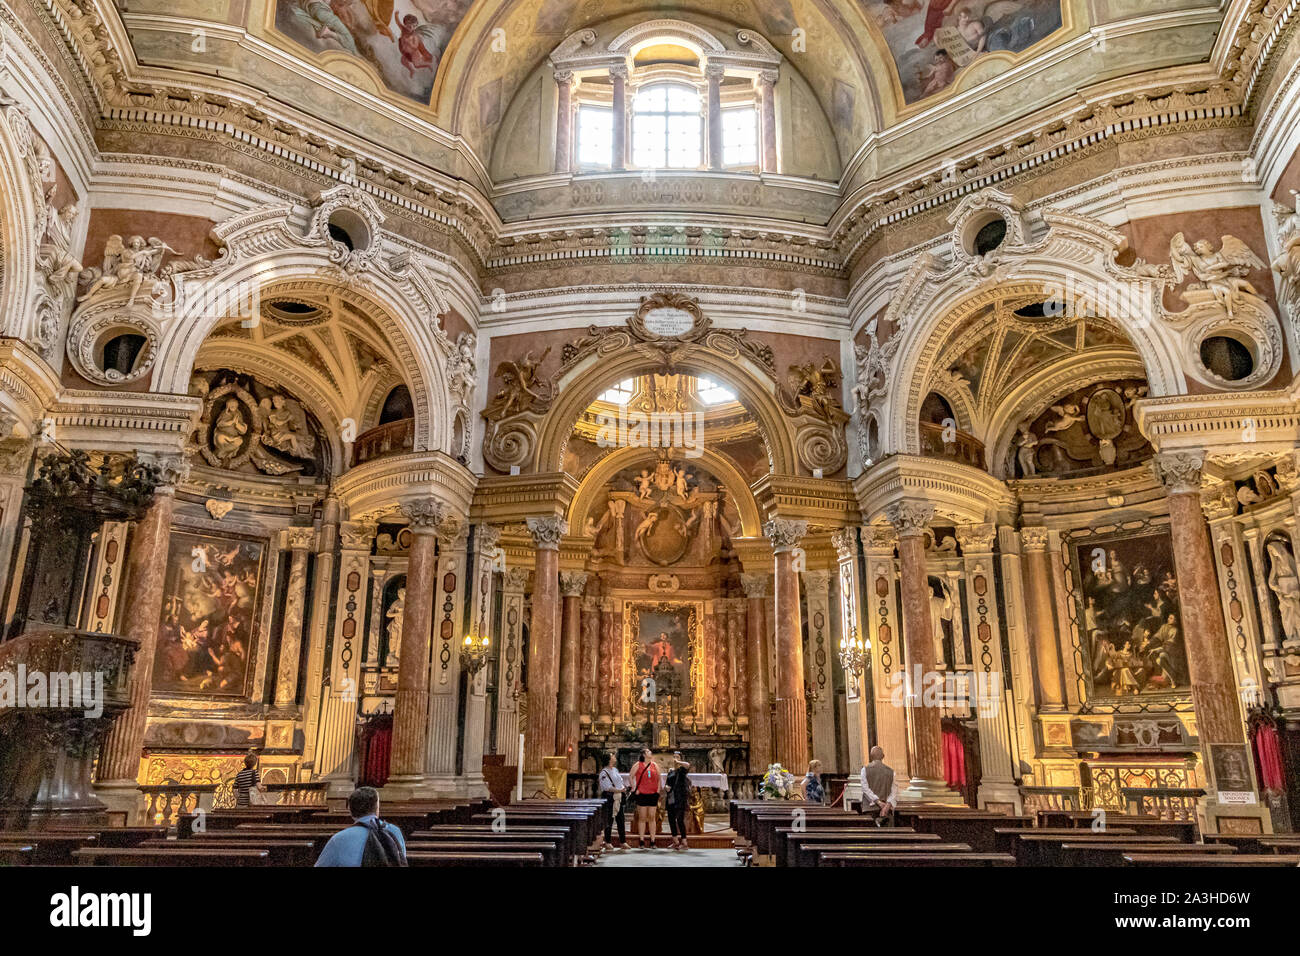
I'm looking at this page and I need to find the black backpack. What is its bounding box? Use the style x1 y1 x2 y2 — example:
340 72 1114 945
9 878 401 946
357 818 408 867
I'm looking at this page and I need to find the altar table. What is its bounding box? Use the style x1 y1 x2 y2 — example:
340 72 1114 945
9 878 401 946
620 772 729 793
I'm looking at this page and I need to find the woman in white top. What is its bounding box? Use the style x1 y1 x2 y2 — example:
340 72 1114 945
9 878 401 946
598 752 627 849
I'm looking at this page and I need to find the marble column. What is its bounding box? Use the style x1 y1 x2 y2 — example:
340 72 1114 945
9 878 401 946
741 572 772 770
765 517 809 772
315 520 375 794
1153 454 1264 829
1020 526 1066 712
557 570 588 768
887 502 957 803
598 596 617 722
461 524 500 798
715 600 734 723
385 500 444 796
426 518 468 790
833 528 871 775
301 497 340 766
273 527 316 708
803 569 837 768
579 594 600 720
862 525 910 777
554 69 575 173
996 526 1038 784
701 600 717 719
757 69 778 174
524 516 567 779
706 63 725 170
957 523 1020 811
96 460 183 815
610 64 628 170
496 567 529 763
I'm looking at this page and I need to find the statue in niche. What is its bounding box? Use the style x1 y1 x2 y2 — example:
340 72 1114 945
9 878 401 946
1014 424 1039 477
1169 233 1266 318
930 578 955 666
1266 540 1300 643
385 588 406 666
785 359 850 424
195 373 321 476
482 347 552 421
36 197 82 301
212 398 250 462
258 394 316 459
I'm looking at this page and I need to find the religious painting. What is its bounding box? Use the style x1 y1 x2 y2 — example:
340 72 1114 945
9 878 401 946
1012 379 1154 479
626 603 699 712
859 0 1065 105
154 531 265 697
1073 529 1190 700
273 0 474 105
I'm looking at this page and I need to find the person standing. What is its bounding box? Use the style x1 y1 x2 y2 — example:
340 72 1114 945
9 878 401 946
598 752 627 849
629 748 661 849
315 787 407 867
233 752 260 807
803 759 825 805
665 755 692 850
860 746 899 826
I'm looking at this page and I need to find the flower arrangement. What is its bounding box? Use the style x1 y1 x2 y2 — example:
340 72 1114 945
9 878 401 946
760 763 796 799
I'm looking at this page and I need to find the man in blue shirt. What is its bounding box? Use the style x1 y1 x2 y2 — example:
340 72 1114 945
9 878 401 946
315 786 407 867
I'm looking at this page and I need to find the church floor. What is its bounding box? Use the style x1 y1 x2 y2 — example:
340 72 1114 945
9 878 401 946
594 847 742 867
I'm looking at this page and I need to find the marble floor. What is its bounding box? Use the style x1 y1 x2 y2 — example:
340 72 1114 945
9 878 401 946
595 847 743 867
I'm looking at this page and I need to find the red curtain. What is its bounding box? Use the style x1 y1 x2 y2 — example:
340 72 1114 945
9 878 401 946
1251 717 1286 793
358 714 393 788
942 725 966 789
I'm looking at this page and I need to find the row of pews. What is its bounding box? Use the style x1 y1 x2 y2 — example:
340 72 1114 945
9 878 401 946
0 799 611 867
730 802 1300 867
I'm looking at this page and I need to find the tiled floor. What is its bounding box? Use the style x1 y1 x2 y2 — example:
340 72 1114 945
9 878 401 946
595 846 742 867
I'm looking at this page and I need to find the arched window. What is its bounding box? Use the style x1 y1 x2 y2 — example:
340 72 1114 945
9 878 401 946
632 83 702 169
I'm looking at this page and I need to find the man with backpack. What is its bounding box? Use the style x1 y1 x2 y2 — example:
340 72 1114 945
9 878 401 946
315 786 408 866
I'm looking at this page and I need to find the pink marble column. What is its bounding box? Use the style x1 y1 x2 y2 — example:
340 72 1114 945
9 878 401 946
715 600 734 720
524 516 566 773
557 570 587 768
887 503 948 798
386 501 444 788
765 518 808 772
598 597 617 720
706 63 725 170
1021 527 1066 711
742 573 772 769
580 594 600 717
554 69 575 173
757 69 778 174
610 64 628 170
97 480 178 787
731 597 748 718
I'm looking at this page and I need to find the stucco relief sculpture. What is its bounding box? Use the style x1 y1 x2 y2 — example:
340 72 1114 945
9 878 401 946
1169 233 1266 319
1274 193 1300 331
78 234 209 306
192 373 322 477
1266 540 1300 644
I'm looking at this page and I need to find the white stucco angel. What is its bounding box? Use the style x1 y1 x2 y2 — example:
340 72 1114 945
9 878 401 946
79 234 172 306
1169 232 1266 318
852 323 900 416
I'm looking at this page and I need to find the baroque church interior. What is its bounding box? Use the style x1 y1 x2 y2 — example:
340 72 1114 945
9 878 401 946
3 0 1300 881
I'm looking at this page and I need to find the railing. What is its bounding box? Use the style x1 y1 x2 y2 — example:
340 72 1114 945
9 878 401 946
351 418 414 467
566 774 598 799
1021 786 1083 815
139 784 218 825
261 781 329 806
1121 787 1205 821
918 422 986 470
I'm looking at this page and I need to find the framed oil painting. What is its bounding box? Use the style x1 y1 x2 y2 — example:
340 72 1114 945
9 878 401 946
625 602 699 713
1071 528 1190 701
154 530 265 697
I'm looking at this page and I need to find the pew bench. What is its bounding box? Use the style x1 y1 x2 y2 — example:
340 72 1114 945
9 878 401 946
1060 842 1236 867
406 851 545 867
1124 853 1300 867
1011 833 1179 866
139 838 316 867
73 847 271 866
405 840 563 867
993 827 1136 855
0 844 34 866
775 828 931 867
819 852 1015 867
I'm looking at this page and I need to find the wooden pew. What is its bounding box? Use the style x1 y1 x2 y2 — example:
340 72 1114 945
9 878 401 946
775 827 929 867
139 838 316 867
0 844 34 866
1037 811 1197 844
900 811 1034 851
408 832 566 868
418 825 575 864
747 810 868 860
820 852 1015 867
191 827 339 857
1061 842 1236 867
471 811 598 863
406 851 544 867
405 840 563 867
74 847 271 866
1125 853 1300 867
1011 832 1179 866
0 832 97 865
993 827 1135 855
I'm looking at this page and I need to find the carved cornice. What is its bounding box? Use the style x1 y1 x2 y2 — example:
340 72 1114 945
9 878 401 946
334 451 477 523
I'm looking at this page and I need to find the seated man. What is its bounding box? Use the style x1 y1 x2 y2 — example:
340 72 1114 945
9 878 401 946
860 746 899 827
315 786 407 867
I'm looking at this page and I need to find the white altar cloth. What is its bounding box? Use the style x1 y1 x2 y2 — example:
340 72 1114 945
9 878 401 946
620 772 729 792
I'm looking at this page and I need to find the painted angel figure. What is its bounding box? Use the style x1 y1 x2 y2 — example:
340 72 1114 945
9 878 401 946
1169 232 1266 317
1042 403 1085 434
634 469 654 499
289 0 358 55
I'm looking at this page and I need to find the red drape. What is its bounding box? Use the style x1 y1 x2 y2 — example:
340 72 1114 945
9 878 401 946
358 715 393 788
1251 719 1286 793
942 725 966 789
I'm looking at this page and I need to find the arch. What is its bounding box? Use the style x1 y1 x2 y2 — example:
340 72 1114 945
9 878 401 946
0 104 41 345
530 344 798 479
151 249 452 456
876 214 1187 458
606 20 729 58
566 443 764 539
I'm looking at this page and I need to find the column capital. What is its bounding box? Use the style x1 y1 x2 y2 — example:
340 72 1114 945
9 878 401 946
559 570 589 597
553 68 575 85
758 68 779 86
503 566 530 592
955 522 997 555
885 502 934 538
526 515 569 550
476 523 502 552
404 498 449 534
286 526 316 551
862 523 898 553
763 516 807 553
1152 452 1206 495
740 572 769 598
704 62 726 81
138 451 190 488
831 526 859 561
339 521 376 552
802 569 831 593
609 63 629 81
1021 526 1051 552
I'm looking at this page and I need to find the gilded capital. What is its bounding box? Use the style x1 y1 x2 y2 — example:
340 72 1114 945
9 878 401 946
526 515 569 550
885 502 933 538
763 516 807 553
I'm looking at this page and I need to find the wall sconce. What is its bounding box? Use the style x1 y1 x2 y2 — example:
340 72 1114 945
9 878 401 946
838 631 868 678
460 634 491 677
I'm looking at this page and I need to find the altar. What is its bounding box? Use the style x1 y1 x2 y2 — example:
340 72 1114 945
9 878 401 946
619 771 729 794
